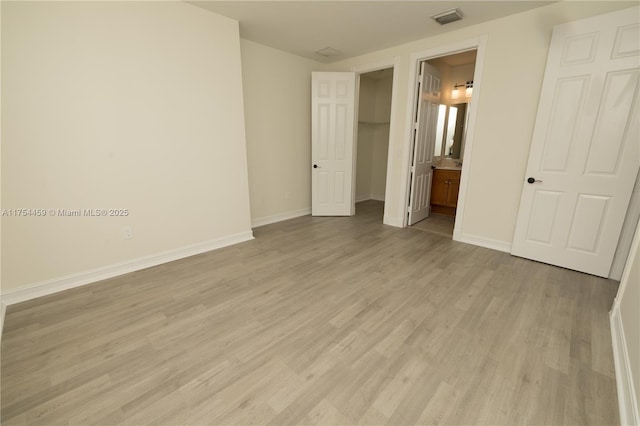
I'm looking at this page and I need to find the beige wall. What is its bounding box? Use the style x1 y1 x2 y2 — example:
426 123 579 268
620 228 640 419
615 219 640 421
612 171 640 280
356 75 391 202
372 75 393 124
371 77 392 201
358 76 378 123
330 1 635 242
240 39 325 223
356 77 376 201
356 125 374 201
370 126 390 201
1 2 252 291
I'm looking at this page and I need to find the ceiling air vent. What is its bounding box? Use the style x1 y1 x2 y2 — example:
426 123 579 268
315 47 343 58
432 8 463 25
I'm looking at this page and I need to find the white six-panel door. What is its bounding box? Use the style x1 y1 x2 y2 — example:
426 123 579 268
408 62 441 226
511 6 640 277
312 72 357 216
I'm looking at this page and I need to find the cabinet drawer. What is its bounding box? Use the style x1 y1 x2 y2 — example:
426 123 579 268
433 169 460 182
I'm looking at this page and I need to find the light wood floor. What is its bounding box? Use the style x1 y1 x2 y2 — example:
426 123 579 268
410 214 455 237
1 201 620 425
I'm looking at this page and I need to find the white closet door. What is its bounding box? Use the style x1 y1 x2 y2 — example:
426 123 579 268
311 72 357 216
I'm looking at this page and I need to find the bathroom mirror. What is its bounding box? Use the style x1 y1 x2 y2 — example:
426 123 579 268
434 103 468 160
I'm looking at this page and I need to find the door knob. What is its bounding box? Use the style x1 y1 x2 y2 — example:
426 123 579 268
313 164 319 169
527 177 542 184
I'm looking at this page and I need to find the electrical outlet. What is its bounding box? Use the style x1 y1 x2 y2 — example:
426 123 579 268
122 226 133 240
285 191 291 200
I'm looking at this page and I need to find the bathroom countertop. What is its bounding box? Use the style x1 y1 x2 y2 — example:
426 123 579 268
433 159 462 170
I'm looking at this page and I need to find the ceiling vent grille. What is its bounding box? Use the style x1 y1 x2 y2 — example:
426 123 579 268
432 8 463 25
315 47 343 58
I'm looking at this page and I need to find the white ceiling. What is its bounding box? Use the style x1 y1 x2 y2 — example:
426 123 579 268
189 1 556 63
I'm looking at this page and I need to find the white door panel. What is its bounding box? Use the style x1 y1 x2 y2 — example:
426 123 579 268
408 62 441 226
512 6 640 277
312 72 357 216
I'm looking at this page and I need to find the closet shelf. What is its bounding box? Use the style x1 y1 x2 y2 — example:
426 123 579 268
358 121 390 126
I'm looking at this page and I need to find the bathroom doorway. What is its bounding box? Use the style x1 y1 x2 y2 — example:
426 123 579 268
408 50 477 237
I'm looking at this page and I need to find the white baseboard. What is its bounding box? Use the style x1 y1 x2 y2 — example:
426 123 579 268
611 305 640 426
1 230 254 306
251 208 311 228
355 195 385 203
454 231 512 253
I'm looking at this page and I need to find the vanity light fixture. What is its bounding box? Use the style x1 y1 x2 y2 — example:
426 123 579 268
465 80 474 97
452 83 465 100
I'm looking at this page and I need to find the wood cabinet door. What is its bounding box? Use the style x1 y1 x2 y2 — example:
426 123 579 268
430 170 449 206
446 176 460 207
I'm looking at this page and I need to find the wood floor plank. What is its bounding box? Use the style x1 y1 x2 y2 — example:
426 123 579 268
1 201 620 425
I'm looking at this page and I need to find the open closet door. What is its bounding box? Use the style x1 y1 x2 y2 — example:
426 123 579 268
511 6 640 277
408 62 441 225
311 72 358 216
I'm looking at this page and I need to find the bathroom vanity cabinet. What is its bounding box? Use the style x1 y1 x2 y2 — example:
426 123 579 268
430 169 461 216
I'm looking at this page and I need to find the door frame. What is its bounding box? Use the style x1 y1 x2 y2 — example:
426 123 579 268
400 36 488 241
350 57 401 222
